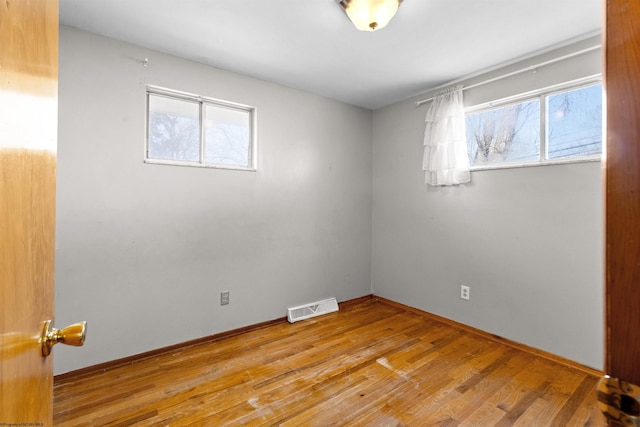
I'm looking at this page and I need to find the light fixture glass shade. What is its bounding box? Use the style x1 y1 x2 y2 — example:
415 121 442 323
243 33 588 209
341 0 400 32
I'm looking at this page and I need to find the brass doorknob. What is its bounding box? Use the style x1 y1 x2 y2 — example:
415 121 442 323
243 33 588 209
41 320 87 357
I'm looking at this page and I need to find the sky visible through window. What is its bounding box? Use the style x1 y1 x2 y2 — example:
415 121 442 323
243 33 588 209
547 84 602 159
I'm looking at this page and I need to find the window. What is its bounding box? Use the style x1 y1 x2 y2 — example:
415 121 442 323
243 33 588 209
146 87 256 170
465 81 602 168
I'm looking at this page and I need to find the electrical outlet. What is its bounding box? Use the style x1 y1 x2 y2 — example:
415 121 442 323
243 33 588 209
220 291 230 306
460 285 470 301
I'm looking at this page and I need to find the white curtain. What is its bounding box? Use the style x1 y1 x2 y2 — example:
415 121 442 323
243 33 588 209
422 85 471 186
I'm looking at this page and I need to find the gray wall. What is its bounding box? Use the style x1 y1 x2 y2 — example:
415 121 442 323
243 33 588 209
55 27 373 374
55 27 604 374
372 37 603 369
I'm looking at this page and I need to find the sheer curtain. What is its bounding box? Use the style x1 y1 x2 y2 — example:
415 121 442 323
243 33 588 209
422 85 471 186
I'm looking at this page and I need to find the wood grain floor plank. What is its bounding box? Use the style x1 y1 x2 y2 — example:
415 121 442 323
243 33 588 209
459 401 507 426
53 299 606 426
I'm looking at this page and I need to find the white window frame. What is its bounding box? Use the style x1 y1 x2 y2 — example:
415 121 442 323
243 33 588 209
465 75 603 171
145 86 257 171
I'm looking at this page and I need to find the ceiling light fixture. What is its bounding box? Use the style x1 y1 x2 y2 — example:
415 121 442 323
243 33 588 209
340 0 402 32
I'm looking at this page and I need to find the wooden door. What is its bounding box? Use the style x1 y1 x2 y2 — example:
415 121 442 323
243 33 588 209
603 0 640 425
0 0 59 425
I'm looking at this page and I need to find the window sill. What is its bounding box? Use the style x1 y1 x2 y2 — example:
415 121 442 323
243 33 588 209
470 156 601 172
144 159 257 172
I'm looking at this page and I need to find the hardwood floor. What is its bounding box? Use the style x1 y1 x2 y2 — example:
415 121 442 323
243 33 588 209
53 299 605 426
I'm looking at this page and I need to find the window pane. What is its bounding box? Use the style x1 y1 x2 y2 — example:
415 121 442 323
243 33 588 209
204 104 251 167
546 84 602 159
466 100 541 167
148 95 200 162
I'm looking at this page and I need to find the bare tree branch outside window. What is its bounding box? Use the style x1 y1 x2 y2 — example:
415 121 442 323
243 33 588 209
466 100 540 166
464 82 602 168
148 112 200 162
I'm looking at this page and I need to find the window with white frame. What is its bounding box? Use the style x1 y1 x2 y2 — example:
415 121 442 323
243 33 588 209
146 87 256 170
465 80 602 168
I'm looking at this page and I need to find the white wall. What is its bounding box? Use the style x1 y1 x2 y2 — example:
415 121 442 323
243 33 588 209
372 36 603 369
55 27 373 374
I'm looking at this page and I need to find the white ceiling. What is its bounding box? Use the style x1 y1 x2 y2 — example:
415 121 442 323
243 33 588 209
59 0 602 110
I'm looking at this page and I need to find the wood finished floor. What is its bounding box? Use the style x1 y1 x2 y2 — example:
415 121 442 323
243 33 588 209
53 299 605 426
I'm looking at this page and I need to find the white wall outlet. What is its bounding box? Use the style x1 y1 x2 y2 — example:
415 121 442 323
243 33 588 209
460 285 470 300
221 291 230 305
